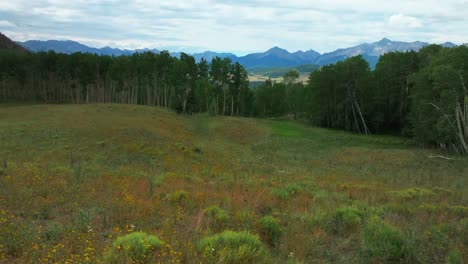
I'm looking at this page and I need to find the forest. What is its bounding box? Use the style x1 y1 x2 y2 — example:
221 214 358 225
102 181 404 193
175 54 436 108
1 44 467 154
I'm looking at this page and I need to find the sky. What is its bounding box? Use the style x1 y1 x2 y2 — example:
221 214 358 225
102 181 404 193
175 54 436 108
0 0 467 55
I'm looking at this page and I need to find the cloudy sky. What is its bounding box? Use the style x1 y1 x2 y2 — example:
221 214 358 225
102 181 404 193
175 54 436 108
0 0 467 55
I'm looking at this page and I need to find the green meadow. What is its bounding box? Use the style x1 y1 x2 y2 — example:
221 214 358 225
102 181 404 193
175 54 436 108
0 104 466 263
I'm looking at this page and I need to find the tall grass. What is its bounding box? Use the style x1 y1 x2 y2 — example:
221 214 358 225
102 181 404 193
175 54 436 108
0 104 466 263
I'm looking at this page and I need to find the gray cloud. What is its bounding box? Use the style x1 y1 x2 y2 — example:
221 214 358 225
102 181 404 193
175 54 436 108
0 0 467 54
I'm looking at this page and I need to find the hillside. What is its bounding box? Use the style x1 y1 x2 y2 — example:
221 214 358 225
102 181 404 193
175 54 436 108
0 104 466 263
0 32 28 53
248 64 318 86
248 64 320 78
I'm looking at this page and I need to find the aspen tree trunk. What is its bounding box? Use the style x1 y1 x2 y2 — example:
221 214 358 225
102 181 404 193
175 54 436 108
237 89 241 116
231 96 234 116
182 83 191 114
223 83 226 115
2 78 5 102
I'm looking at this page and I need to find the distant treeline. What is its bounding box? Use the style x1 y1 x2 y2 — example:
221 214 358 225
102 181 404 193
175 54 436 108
0 51 253 115
306 45 468 154
1 45 467 154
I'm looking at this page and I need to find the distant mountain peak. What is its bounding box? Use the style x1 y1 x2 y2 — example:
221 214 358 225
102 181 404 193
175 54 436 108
316 38 435 69
266 46 289 53
377 38 392 44
441 42 457 48
14 37 458 70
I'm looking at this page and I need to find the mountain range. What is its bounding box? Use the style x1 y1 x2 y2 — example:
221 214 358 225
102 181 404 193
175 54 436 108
18 40 159 56
16 37 458 69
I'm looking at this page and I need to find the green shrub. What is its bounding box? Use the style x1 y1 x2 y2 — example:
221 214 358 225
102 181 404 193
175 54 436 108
271 183 302 200
45 222 64 242
445 249 463 264
361 219 406 262
168 190 188 205
198 230 269 264
311 190 329 200
428 224 451 250
285 183 302 195
330 206 363 234
422 224 452 262
0 220 29 257
271 188 291 200
259 216 282 247
0 159 6 172
234 211 256 230
104 232 163 264
203 205 229 231
460 218 468 245
389 188 436 200
72 161 84 184
72 209 92 231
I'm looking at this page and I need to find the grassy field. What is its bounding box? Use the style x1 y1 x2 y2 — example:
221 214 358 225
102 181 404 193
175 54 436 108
247 64 320 78
0 104 467 263
248 73 309 84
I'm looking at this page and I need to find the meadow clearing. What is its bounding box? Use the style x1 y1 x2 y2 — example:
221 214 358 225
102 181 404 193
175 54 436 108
0 104 466 263
248 73 309 84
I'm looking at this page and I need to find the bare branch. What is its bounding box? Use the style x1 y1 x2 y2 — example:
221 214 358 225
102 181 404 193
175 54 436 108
458 64 466 92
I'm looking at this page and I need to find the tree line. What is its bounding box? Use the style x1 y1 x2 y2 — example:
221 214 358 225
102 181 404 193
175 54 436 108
1 45 467 154
0 51 252 115
306 45 468 154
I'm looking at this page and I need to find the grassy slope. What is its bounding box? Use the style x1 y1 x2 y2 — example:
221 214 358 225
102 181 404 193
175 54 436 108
0 104 467 263
248 64 319 78
247 64 316 85
248 73 309 84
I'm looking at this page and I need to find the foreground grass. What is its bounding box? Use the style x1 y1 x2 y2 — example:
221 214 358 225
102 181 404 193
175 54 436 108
0 104 466 263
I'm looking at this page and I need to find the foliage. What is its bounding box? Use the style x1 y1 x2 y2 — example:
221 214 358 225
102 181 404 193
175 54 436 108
307 55 372 134
203 205 230 231
104 232 163 264
0 211 30 258
361 219 407 262
44 222 64 242
329 206 363 234
198 230 269 264
305 45 468 154
410 45 468 154
2 44 467 154
258 216 282 247
71 209 93 232
168 191 188 205
371 51 419 134
389 187 436 200
271 183 302 200
0 51 251 116
421 224 453 262
0 104 467 263
445 248 463 264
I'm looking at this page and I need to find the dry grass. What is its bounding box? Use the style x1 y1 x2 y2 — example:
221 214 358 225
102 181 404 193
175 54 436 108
0 104 467 263
248 73 309 83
